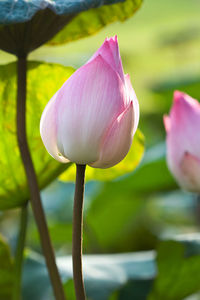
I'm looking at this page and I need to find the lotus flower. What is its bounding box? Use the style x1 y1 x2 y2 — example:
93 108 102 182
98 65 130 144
40 36 139 168
164 91 200 192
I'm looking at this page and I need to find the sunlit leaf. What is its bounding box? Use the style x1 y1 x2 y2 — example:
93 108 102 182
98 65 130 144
49 0 143 45
0 234 13 300
60 130 144 182
0 62 74 210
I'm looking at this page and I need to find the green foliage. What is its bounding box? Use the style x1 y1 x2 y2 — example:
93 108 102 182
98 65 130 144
49 0 142 45
149 239 200 300
63 280 76 300
0 235 13 300
82 143 177 253
23 234 200 300
150 75 200 117
109 291 119 300
109 280 154 300
0 62 74 210
88 143 177 211
60 130 144 182
122 142 178 194
27 143 176 254
85 187 157 253
23 250 156 300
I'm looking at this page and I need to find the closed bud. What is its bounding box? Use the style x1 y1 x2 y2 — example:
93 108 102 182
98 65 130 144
164 91 200 192
40 36 139 168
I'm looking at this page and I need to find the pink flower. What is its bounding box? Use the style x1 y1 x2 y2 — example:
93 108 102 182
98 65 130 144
40 36 139 168
164 91 200 192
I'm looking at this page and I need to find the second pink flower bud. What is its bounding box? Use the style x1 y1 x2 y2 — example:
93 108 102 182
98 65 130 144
164 91 200 192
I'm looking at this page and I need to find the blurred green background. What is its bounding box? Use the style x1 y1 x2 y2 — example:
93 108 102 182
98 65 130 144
1 0 200 299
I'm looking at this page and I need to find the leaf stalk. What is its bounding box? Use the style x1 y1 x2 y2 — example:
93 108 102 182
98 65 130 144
16 56 66 300
12 204 28 300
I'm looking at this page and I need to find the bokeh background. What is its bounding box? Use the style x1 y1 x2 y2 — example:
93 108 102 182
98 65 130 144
1 0 200 299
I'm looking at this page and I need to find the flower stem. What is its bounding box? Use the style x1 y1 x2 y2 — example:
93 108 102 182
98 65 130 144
12 204 28 300
73 164 86 300
16 56 66 300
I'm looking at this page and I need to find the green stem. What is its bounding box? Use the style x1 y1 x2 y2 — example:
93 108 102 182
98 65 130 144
16 56 66 300
12 204 28 300
72 164 86 300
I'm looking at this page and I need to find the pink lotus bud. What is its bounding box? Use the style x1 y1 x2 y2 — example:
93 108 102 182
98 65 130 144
40 36 139 168
164 91 200 192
